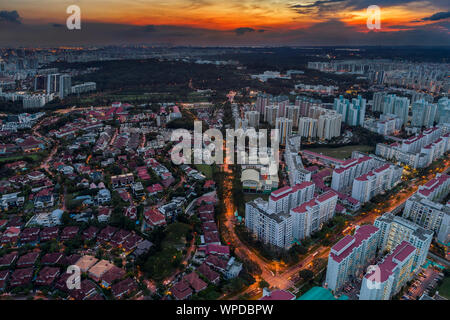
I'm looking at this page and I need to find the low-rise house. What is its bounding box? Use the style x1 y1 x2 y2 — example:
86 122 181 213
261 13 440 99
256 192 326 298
82 226 99 241
9 267 34 287
69 279 98 300
0 192 25 210
198 204 215 215
131 240 153 258
27 171 45 181
110 229 131 248
143 208 166 231
204 231 220 245
196 192 218 206
55 273 71 293
111 277 138 299
183 272 207 293
199 244 230 257
0 252 18 267
40 226 59 241
124 206 137 220
2 226 21 246
97 226 118 243
100 266 126 288
122 233 143 252
97 189 111 205
111 173 134 189
199 212 214 223
16 252 39 268
197 263 220 284
63 254 81 266
0 270 9 291
41 252 64 265
75 255 98 273
225 257 243 279
97 207 112 223
19 227 40 244
34 194 55 209
205 254 228 274
27 209 64 227
35 266 60 286
132 182 145 198
171 280 193 300
202 222 218 233
60 226 79 241
147 183 163 196
88 260 115 282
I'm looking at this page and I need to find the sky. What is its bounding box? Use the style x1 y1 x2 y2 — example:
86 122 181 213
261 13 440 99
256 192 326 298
0 0 449 46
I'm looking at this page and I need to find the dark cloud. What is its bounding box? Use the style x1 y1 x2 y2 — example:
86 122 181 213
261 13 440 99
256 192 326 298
51 23 64 28
0 19 448 47
421 11 450 21
141 25 157 32
289 0 433 14
234 27 255 35
0 10 21 24
290 0 345 9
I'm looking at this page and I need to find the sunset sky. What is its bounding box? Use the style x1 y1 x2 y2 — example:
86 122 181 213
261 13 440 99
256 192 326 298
0 0 449 46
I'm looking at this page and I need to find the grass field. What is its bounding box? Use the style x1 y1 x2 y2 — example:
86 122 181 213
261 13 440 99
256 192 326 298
162 222 191 250
438 276 450 299
0 154 41 163
195 164 213 179
303 145 374 160
144 222 191 281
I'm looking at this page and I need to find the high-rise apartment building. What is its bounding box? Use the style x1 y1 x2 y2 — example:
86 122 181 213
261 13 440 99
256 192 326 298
351 164 402 203
374 213 433 272
325 224 380 292
245 182 316 249
360 241 416 300
334 95 366 126
411 99 437 128
290 190 338 240
245 110 260 128
383 94 410 127
275 117 293 145
403 194 450 244
331 155 374 192
298 117 318 139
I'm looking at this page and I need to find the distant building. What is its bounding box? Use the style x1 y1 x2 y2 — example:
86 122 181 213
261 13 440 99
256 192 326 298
333 95 366 126
374 213 433 272
411 99 437 128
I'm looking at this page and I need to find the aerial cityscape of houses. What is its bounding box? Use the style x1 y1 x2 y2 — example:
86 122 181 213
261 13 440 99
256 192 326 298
0 44 449 304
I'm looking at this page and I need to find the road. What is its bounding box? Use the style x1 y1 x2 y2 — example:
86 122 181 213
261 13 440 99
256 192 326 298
219 154 450 298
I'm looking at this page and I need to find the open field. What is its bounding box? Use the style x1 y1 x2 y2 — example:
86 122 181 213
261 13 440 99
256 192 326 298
438 276 450 299
0 153 41 164
303 145 374 160
195 164 213 179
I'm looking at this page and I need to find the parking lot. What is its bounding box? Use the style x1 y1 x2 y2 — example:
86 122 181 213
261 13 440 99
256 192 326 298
402 266 444 300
